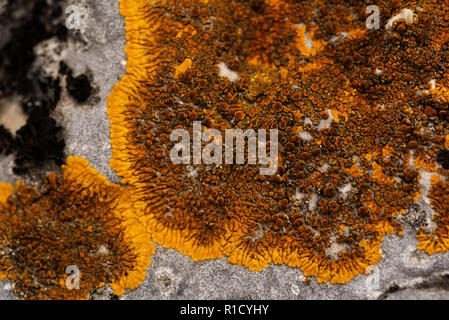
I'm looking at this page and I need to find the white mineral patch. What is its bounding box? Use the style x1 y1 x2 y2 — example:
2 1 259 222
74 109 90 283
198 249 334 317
317 109 334 130
186 165 198 177
303 117 313 127
0 97 27 136
319 163 330 172
386 9 415 29
339 183 352 199
96 245 109 256
330 32 349 43
293 191 305 205
418 170 445 232
217 62 239 82
298 131 314 141
304 32 313 50
408 151 415 169
325 241 349 260
308 193 319 212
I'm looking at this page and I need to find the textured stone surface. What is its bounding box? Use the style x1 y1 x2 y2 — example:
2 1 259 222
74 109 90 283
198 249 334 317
0 0 448 299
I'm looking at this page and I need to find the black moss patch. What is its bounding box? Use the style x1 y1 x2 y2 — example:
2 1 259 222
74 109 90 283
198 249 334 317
60 61 92 103
0 0 67 174
67 73 92 103
0 126 13 155
0 0 67 98
437 149 449 170
13 107 65 175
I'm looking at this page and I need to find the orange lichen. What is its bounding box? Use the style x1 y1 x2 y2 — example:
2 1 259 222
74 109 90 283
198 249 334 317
0 156 154 299
417 176 449 254
106 0 449 285
0 183 13 205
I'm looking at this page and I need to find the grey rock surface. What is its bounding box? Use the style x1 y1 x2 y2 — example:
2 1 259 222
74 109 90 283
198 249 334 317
0 0 448 300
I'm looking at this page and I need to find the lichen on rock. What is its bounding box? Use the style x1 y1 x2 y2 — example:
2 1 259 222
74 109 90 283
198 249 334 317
0 156 154 299
107 0 444 284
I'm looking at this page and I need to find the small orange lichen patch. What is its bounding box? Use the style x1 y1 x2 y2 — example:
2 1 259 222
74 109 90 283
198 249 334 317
294 24 325 57
417 176 449 254
107 0 449 284
429 82 449 103
0 156 154 299
175 58 193 79
0 183 13 205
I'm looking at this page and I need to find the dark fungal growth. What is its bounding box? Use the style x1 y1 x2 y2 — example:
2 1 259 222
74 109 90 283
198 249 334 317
437 149 449 170
13 106 65 175
60 61 93 104
0 126 13 155
0 0 67 174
